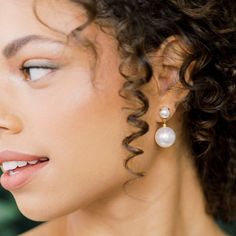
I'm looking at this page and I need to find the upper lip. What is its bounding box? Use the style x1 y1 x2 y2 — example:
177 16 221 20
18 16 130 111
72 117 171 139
0 150 48 165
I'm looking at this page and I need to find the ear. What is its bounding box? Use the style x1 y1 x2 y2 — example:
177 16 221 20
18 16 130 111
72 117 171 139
151 36 193 122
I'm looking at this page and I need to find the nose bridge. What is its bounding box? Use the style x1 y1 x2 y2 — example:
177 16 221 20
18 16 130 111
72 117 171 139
0 76 23 134
0 72 14 112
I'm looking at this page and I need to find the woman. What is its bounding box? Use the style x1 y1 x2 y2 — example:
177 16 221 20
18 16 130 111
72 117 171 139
0 0 235 235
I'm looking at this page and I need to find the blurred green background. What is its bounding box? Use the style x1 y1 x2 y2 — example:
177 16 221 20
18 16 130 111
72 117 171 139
0 168 41 236
0 187 41 236
0 172 236 235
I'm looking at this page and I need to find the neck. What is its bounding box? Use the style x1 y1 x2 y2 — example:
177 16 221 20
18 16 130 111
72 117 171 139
60 145 225 236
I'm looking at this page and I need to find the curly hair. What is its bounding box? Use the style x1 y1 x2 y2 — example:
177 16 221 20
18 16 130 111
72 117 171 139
38 0 236 221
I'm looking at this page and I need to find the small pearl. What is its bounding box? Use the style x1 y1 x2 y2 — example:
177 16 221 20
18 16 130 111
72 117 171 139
155 126 176 148
160 107 170 119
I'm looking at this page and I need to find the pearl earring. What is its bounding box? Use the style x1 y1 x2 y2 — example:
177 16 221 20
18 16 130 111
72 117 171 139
155 106 176 148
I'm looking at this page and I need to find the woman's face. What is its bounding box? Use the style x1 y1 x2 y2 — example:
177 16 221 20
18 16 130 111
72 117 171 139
0 0 159 220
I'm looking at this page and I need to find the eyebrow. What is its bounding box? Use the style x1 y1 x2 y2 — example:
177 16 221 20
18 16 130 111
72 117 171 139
3 35 64 58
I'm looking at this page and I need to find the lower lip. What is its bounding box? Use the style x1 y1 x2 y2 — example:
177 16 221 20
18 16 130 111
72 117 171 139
0 161 49 191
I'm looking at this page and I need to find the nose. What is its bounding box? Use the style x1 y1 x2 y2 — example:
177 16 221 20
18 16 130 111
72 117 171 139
0 78 23 135
0 113 23 134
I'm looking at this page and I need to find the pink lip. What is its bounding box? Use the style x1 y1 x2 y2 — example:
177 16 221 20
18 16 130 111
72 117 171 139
0 161 49 191
0 150 48 164
0 150 49 191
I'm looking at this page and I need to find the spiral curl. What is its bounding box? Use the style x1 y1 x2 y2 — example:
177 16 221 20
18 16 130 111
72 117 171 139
71 0 236 221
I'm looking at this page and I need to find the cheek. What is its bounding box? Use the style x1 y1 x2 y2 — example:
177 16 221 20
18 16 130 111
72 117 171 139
48 84 128 188
14 68 131 221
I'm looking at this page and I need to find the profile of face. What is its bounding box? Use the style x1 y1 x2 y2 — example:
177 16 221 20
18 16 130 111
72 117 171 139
0 0 186 221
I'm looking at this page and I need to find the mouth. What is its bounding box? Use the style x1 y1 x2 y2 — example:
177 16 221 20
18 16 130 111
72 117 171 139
0 157 49 174
0 156 50 191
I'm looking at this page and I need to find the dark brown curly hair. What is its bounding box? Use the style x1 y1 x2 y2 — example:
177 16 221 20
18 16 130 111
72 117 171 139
36 0 236 222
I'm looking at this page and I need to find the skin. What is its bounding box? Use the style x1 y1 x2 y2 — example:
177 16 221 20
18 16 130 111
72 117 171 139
0 1 228 236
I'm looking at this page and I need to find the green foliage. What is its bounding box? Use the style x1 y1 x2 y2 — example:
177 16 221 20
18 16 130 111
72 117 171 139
0 171 40 236
217 219 236 236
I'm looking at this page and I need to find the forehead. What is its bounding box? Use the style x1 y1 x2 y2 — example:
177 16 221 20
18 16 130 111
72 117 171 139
0 0 85 43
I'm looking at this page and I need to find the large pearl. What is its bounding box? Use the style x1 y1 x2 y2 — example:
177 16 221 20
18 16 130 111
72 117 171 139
155 126 176 148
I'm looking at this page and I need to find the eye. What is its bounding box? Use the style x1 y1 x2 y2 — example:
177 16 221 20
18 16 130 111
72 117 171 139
21 66 53 82
20 60 58 82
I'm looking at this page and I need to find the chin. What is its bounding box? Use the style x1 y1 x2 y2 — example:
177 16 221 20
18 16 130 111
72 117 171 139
17 206 55 222
14 199 64 222
14 194 84 222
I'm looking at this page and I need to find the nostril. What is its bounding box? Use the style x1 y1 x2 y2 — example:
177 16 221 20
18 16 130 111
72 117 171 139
0 126 9 130
0 114 23 134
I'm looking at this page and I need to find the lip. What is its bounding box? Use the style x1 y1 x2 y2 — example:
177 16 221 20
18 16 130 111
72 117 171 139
0 161 49 191
0 150 48 165
0 150 49 191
